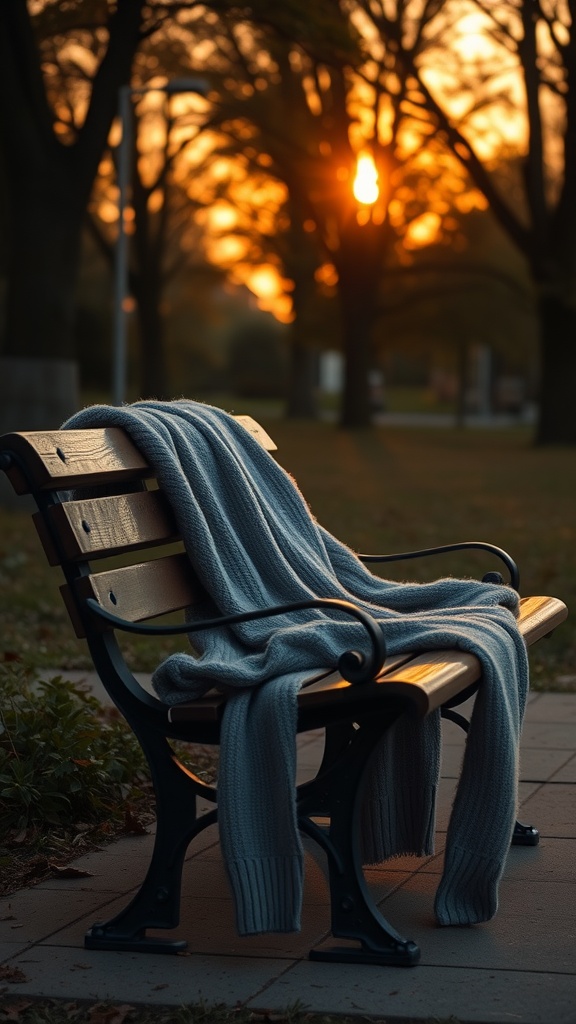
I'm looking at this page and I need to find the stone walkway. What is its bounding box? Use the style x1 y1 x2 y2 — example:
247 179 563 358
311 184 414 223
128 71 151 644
1 684 575 1023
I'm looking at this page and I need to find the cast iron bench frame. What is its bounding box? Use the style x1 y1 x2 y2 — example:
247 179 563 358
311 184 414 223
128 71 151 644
0 419 568 968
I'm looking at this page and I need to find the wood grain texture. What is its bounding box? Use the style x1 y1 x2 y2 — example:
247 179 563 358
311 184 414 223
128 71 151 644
0 428 149 492
68 552 203 637
0 415 276 494
515 594 568 645
41 490 179 562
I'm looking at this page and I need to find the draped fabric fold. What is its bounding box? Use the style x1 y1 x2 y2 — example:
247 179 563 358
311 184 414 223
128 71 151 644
64 400 529 932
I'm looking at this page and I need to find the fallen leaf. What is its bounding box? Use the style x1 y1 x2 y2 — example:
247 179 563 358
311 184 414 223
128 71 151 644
124 808 148 835
0 998 34 1020
48 864 94 879
86 1003 134 1024
0 966 28 984
151 984 168 990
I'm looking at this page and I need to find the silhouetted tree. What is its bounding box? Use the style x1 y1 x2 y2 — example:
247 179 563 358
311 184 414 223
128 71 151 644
0 0 146 361
356 0 576 443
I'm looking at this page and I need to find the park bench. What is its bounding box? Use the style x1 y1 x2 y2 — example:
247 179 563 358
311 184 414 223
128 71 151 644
0 416 568 968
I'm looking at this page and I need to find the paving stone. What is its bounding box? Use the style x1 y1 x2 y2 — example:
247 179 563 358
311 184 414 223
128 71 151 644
524 693 576 723
51 890 329 962
516 782 573 839
252 960 576 1023
551 753 576 783
166 894 328 959
0 890 123 945
47 846 331 956
520 721 576 750
0 941 28 962
501 837 576 883
519 783 576 838
34 845 155 894
3 946 288 1006
441 744 569 781
372 873 576 973
3 690 574 1021
518 747 575 781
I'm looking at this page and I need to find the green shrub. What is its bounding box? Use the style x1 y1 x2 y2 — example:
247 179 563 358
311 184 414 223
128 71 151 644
0 664 148 833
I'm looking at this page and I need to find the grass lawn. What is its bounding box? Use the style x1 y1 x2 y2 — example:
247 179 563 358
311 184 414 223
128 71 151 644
0 420 574 689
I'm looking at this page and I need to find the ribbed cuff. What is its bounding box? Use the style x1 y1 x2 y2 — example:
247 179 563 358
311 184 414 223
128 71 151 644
361 783 437 864
434 845 503 926
225 855 303 935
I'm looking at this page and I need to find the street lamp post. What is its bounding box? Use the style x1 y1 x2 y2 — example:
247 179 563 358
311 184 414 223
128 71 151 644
112 79 208 406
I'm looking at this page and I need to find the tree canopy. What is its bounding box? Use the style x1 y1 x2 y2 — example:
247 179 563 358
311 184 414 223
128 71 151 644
1 0 574 440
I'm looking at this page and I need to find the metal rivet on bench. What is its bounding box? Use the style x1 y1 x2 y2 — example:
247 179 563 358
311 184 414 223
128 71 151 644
109 591 118 605
82 520 91 533
55 446 67 462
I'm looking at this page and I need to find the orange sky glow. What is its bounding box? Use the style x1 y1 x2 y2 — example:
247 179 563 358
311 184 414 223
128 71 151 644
80 0 565 323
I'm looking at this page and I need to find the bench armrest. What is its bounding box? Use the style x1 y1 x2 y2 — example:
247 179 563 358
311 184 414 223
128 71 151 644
358 541 520 591
85 596 386 685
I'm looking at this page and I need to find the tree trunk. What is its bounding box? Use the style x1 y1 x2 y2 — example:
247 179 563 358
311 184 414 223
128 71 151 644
133 276 169 400
339 296 373 428
0 355 80 507
336 246 380 429
535 292 576 445
333 215 386 429
0 0 145 362
2 181 82 359
285 338 319 418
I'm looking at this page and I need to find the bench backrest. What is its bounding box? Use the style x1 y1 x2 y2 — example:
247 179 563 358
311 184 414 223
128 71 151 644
0 418 276 641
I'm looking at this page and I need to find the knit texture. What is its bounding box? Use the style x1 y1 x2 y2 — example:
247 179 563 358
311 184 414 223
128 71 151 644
63 399 529 933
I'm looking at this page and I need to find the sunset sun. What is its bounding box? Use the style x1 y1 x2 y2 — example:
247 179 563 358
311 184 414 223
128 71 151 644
353 152 379 205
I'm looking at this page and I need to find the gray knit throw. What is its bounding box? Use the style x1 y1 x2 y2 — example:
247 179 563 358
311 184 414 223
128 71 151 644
64 400 529 934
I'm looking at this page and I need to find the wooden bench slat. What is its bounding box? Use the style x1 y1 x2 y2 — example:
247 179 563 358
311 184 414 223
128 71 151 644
1 428 150 492
0 416 275 495
233 416 277 451
513 594 568 646
64 552 204 638
167 657 417 725
37 490 180 564
365 595 568 717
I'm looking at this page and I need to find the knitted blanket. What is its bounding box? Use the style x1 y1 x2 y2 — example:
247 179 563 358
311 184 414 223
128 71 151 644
64 400 529 933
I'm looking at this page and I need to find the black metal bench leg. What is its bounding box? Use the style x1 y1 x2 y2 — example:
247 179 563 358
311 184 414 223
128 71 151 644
441 707 539 847
511 821 540 846
85 734 216 953
299 714 420 967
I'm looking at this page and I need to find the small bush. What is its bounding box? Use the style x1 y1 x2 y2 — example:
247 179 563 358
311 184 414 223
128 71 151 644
0 663 148 833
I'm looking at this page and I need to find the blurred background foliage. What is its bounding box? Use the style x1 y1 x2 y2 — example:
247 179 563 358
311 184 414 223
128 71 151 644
0 1 573 438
